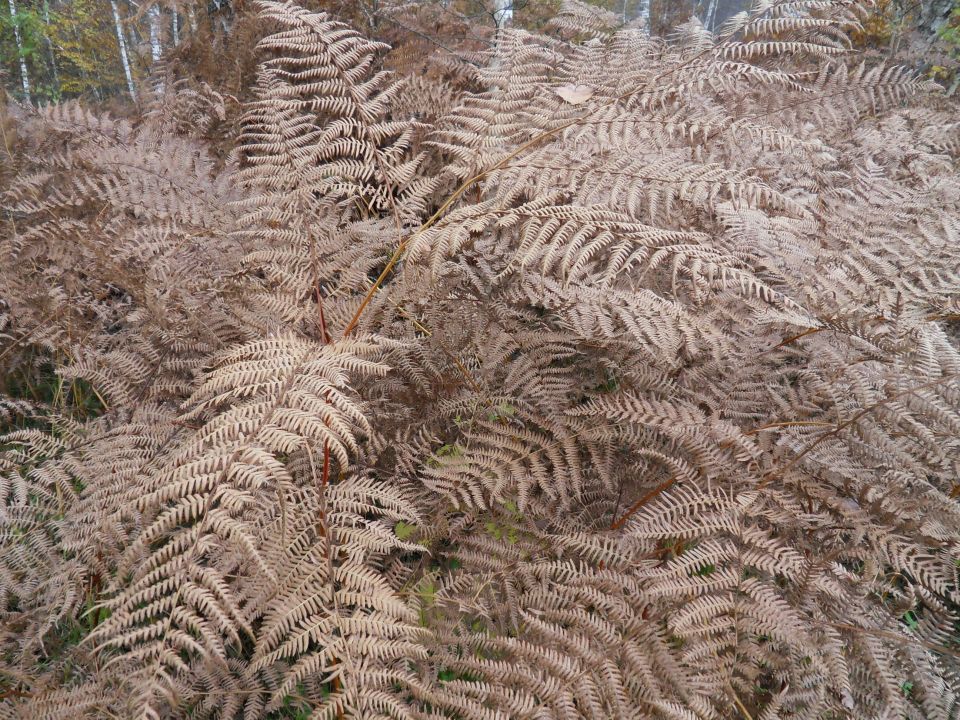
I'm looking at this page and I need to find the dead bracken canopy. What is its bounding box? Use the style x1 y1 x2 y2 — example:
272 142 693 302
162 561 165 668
0 0 959 718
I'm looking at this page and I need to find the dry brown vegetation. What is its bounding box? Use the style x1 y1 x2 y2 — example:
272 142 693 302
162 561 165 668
1 1 959 718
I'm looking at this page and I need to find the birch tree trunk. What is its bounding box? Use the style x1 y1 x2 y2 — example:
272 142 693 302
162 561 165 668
637 0 650 32
493 0 512 28
42 0 60 96
702 0 719 30
7 0 31 98
148 4 163 62
172 4 179 46
621 0 651 33
111 0 138 101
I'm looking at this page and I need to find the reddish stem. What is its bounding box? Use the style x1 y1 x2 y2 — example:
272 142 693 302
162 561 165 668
610 476 677 531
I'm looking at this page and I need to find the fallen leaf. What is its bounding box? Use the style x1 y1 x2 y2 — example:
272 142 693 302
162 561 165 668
553 83 594 105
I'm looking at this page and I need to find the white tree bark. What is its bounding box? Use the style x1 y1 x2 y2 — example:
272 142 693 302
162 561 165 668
111 0 138 101
703 0 720 31
172 4 179 46
637 0 650 32
42 0 59 94
493 0 512 28
7 0 31 98
621 0 651 33
148 4 163 61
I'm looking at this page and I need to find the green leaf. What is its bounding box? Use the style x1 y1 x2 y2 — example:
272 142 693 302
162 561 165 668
394 521 418 541
484 521 502 540
692 563 716 577
487 402 517 422
418 580 436 606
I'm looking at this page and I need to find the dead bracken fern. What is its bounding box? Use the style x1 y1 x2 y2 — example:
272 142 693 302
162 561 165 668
1 0 959 718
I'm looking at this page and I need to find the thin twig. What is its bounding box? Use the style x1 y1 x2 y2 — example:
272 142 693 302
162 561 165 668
610 475 677 530
374 11 481 66
727 683 755 720
759 372 959 488
342 30 745 337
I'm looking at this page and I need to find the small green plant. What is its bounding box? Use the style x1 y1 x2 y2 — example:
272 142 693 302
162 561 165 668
691 563 716 577
394 520 418 541
268 683 312 719
486 402 516 422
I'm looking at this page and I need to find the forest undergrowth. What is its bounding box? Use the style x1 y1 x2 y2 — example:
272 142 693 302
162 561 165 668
1 0 960 718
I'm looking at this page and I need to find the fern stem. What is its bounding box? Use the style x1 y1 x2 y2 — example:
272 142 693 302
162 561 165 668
727 683 755 720
342 29 746 337
760 372 960 488
744 420 833 435
610 475 677 530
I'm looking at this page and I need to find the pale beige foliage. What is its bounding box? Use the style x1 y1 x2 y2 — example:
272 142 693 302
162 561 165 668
0 0 958 718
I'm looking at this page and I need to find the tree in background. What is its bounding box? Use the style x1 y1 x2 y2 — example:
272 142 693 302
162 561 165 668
9 0 958 104
852 0 960 87
934 1 960 91
0 0 725 102
0 0 56 100
0 0 222 102
48 0 127 99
